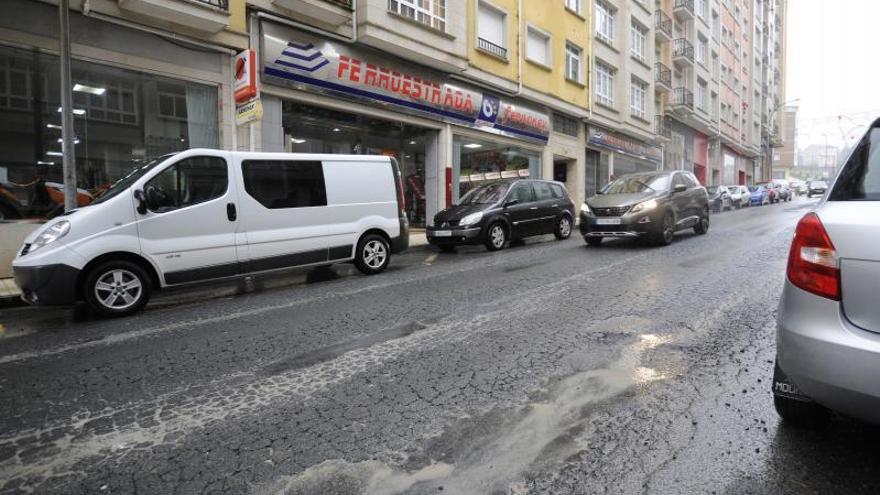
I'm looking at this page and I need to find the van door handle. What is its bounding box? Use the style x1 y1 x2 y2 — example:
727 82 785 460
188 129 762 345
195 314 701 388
226 203 237 222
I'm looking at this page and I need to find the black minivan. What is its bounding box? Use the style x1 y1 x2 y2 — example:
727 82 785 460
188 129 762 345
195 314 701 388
426 180 576 251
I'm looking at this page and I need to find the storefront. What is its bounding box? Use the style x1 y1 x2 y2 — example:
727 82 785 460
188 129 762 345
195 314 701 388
585 125 662 194
256 19 549 227
0 0 231 219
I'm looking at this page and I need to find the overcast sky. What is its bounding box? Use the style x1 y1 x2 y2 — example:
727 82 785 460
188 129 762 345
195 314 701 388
787 0 880 149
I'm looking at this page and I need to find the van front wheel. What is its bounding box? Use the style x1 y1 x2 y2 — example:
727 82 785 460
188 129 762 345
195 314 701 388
84 260 152 317
355 234 390 275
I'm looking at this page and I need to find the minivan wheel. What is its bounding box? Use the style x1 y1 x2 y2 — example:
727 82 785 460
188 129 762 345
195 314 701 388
84 260 152 317
694 207 710 235
555 215 572 240
355 234 390 275
485 222 507 251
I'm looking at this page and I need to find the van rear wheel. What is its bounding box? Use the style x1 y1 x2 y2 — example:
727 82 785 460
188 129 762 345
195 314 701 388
355 234 390 275
83 260 152 317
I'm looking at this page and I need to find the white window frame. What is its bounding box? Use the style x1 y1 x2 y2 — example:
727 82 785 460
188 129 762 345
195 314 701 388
595 61 615 106
565 42 583 83
476 1 507 58
595 1 615 44
630 20 647 62
388 0 447 32
696 0 707 19
565 0 582 15
696 35 707 64
630 77 647 119
696 78 708 111
525 24 552 67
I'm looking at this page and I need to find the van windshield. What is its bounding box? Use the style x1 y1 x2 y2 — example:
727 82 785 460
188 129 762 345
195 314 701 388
90 154 176 205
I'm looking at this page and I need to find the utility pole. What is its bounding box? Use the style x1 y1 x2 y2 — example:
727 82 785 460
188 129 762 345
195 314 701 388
59 0 77 212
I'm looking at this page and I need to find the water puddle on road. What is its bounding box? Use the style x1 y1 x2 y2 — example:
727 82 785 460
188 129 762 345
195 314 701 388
261 333 674 495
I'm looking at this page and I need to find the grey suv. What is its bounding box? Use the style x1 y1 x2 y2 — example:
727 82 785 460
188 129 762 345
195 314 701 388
579 170 710 246
774 118 880 426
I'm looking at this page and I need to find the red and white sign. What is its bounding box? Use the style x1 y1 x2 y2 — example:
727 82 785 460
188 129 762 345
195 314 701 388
234 49 258 103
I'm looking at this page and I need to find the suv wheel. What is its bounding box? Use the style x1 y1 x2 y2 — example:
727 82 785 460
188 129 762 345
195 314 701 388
652 211 675 246
355 234 390 274
694 207 710 235
554 215 572 240
485 222 507 251
84 260 152 317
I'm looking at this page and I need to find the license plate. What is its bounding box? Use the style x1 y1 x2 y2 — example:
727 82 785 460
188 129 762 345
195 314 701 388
432 230 452 237
595 218 621 225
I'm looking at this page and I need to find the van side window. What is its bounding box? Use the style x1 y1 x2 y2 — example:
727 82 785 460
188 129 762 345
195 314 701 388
144 156 228 213
549 183 565 199
242 160 327 209
533 182 555 201
508 182 536 203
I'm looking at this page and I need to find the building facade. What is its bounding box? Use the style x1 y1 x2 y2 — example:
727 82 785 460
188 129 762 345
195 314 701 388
772 103 796 179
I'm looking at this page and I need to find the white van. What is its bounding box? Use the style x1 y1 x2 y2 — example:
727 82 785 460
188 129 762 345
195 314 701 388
12 149 409 316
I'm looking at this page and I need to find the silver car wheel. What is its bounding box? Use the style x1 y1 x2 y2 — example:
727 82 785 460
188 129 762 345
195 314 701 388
363 240 387 269
94 269 142 310
559 217 571 237
490 225 505 248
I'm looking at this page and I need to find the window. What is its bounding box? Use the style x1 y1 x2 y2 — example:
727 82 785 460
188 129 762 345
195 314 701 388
553 112 579 136
388 0 446 31
696 35 707 64
595 62 614 106
711 92 719 119
144 156 228 212
565 42 583 83
595 1 614 44
242 160 327 209
550 183 566 198
630 20 647 62
508 182 535 203
526 26 551 66
534 181 555 200
711 52 719 79
630 77 647 119
683 172 699 188
711 11 719 37
696 0 707 19
477 1 506 59
697 78 708 111
565 0 581 14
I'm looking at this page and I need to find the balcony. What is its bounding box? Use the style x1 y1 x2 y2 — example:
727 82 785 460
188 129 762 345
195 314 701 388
673 0 694 20
671 87 694 113
117 0 230 33
655 115 672 139
654 62 672 93
272 0 353 27
655 10 672 42
476 37 508 61
672 38 694 67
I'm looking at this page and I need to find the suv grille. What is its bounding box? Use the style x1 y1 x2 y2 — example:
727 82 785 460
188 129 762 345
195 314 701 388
593 206 631 217
20 243 31 256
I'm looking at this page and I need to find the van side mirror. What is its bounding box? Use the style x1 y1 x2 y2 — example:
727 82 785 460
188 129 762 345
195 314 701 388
133 189 147 214
504 199 520 208
673 184 687 193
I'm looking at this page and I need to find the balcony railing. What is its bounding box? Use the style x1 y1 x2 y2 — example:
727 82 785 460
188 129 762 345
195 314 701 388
477 37 508 60
654 10 672 40
672 87 694 110
672 38 694 64
194 0 229 8
655 115 672 138
654 62 672 89
673 0 694 18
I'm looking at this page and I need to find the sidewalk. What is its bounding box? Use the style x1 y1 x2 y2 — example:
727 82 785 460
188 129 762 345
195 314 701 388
0 230 430 309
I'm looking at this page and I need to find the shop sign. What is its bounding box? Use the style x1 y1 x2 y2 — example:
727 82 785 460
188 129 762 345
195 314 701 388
587 127 663 163
234 49 258 104
260 20 550 144
235 98 263 126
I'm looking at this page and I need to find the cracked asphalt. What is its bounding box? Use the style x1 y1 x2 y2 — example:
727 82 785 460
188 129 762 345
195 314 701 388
2 197 879 495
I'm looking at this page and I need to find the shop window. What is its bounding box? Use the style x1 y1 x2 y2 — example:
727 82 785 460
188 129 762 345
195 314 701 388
144 156 227 213
242 160 327 209
453 135 541 199
553 113 579 137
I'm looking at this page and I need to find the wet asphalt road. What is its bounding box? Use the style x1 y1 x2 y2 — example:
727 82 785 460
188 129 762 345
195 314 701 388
2 197 879 495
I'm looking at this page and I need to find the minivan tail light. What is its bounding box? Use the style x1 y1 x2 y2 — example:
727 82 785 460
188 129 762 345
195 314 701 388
787 213 840 300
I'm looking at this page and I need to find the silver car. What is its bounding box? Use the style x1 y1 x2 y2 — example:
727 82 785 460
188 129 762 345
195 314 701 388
774 121 880 426
726 185 749 208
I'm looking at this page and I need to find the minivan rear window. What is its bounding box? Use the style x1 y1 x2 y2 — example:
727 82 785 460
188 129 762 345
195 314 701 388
830 127 880 201
242 160 327 209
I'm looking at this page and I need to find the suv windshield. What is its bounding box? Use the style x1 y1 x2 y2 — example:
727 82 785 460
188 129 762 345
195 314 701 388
90 154 176 205
603 174 670 194
458 182 510 205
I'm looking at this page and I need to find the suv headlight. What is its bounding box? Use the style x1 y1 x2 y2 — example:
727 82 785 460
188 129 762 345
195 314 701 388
28 220 70 253
630 199 658 214
459 212 483 226
580 203 592 214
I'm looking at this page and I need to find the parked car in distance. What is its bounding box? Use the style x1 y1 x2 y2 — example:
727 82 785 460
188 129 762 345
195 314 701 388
748 185 770 206
806 180 829 198
726 185 750 208
12 150 409 317
790 180 807 196
426 179 575 252
774 119 880 427
770 181 793 202
579 170 709 246
758 182 780 203
707 185 733 213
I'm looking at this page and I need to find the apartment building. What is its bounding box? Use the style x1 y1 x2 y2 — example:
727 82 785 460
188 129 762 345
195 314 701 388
772 104 796 179
757 0 787 182
586 0 663 195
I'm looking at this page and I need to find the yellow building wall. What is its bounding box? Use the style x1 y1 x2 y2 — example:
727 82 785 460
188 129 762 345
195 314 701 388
467 0 589 109
228 0 248 34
